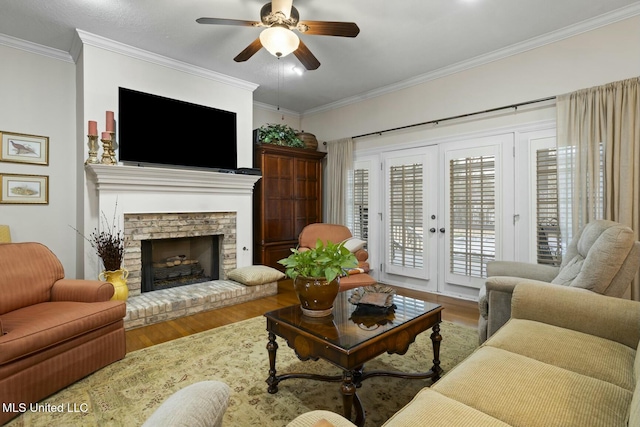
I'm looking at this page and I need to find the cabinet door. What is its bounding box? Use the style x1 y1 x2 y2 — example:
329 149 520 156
294 157 322 236
262 153 295 242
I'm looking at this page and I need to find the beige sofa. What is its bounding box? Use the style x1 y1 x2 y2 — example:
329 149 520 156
287 282 640 427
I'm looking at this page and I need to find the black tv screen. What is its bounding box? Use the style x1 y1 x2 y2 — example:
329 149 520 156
118 87 237 170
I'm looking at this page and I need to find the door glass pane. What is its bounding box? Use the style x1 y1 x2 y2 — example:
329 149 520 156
536 147 562 266
389 163 423 268
352 168 369 242
449 156 495 278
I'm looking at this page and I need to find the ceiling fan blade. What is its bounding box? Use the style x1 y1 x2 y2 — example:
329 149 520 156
293 39 320 70
196 17 260 27
297 20 360 37
272 0 293 18
234 38 263 62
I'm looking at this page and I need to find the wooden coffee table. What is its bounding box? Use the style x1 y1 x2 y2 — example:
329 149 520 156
265 289 443 426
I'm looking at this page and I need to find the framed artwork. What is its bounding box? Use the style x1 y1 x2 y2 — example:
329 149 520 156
0 174 49 204
0 131 49 165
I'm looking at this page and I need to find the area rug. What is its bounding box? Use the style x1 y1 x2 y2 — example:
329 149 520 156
7 317 478 427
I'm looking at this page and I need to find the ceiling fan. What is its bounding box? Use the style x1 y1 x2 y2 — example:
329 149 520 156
196 0 359 70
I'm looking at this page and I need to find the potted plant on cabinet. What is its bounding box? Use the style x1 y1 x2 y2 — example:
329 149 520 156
278 239 357 317
257 123 305 148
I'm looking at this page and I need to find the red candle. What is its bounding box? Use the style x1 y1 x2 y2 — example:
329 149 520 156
106 111 115 132
88 120 97 136
101 131 111 140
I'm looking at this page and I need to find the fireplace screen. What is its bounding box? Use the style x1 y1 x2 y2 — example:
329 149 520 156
141 235 220 292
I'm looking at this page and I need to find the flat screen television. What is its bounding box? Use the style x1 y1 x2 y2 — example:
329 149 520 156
118 87 237 171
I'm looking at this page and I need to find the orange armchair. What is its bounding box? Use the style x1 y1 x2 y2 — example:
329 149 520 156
0 242 126 425
297 223 376 291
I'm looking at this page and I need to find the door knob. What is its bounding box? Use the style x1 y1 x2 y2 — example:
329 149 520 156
439 228 446 233
429 228 436 233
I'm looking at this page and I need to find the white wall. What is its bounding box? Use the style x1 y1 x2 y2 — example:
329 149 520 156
0 44 78 274
253 103 301 131
300 15 640 150
77 33 258 278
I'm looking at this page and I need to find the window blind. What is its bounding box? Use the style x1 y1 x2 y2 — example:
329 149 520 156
449 156 495 278
352 168 369 241
389 164 423 268
536 148 562 266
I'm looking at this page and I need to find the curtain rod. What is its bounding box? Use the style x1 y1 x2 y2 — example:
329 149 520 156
322 96 556 144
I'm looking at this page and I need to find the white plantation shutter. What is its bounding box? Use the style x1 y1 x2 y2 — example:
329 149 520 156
387 161 425 276
352 168 369 241
536 147 562 266
449 155 495 278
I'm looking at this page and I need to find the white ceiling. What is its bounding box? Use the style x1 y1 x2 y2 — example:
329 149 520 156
2 0 639 113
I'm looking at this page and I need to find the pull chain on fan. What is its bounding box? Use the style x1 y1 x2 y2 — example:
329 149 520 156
278 59 285 120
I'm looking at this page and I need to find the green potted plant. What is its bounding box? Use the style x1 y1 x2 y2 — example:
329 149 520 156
279 239 357 317
257 123 305 148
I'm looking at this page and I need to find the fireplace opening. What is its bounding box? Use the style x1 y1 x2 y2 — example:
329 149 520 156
141 235 221 292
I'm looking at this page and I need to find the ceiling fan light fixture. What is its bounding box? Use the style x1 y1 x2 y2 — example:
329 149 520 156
260 26 299 58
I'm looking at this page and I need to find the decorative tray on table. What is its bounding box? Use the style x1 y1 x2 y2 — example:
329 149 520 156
348 284 397 328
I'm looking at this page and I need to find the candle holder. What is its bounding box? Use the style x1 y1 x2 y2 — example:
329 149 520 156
85 135 100 165
108 131 117 164
100 136 115 165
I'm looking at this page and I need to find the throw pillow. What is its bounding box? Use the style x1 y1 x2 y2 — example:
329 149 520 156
227 265 285 286
142 381 230 427
342 237 366 253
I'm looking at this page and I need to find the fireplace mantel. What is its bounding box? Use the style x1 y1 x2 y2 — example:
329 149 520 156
86 164 261 194
83 163 261 281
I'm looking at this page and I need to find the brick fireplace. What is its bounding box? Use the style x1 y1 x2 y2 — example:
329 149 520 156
123 212 236 297
85 164 272 329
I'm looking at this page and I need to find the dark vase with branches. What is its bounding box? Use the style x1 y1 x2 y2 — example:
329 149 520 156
90 226 124 272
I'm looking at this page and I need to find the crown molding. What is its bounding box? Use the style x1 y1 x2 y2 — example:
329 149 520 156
74 30 259 92
303 3 640 116
0 33 73 63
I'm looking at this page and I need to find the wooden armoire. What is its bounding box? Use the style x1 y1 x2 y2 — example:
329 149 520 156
253 144 327 270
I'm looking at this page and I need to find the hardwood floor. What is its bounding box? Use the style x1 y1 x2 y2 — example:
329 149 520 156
125 280 480 353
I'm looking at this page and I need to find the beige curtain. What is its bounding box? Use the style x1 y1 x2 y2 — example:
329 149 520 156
325 137 353 224
556 76 640 300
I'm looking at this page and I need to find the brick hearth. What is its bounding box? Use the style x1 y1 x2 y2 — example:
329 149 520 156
123 279 277 330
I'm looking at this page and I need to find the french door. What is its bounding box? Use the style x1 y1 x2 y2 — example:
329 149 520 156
383 146 438 285
441 134 514 292
379 134 514 296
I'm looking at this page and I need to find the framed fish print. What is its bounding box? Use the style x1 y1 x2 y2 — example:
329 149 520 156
0 174 49 204
0 131 49 165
